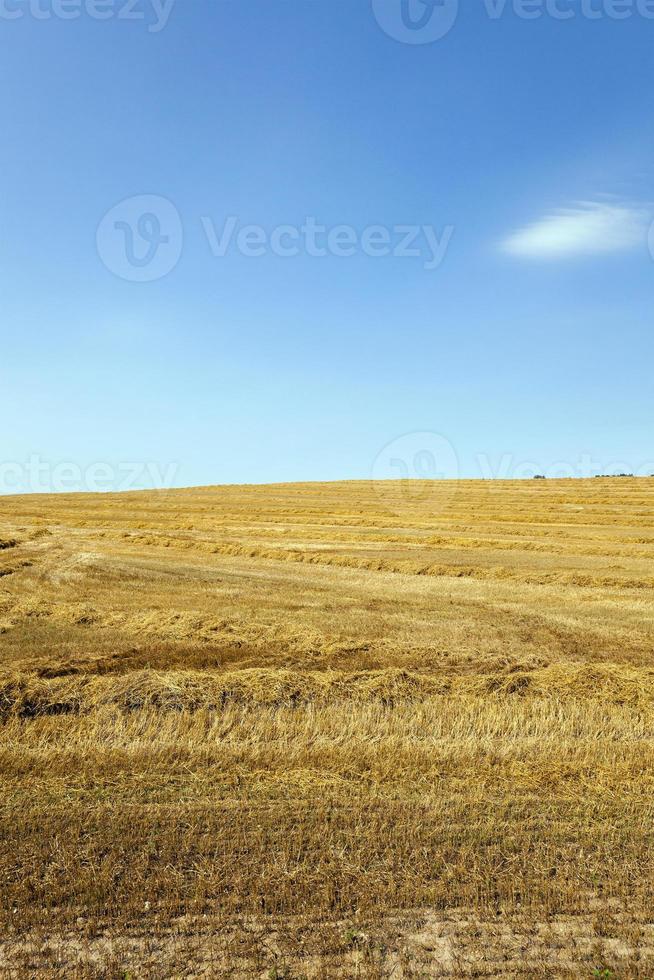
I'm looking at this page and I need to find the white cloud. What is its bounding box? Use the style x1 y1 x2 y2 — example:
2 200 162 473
501 201 650 259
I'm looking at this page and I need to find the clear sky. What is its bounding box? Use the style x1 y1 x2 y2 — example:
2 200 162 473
2 0 653 492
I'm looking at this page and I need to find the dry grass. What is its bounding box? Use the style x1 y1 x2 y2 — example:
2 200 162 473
0 477 653 977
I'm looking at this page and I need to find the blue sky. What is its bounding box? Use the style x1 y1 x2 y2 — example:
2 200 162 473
2 0 653 491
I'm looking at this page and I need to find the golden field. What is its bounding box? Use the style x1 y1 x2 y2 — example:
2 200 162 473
0 477 653 977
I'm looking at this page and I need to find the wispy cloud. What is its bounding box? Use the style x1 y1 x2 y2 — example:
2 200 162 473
501 201 650 259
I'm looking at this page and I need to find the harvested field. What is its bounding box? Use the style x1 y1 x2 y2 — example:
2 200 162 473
0 478 653 977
